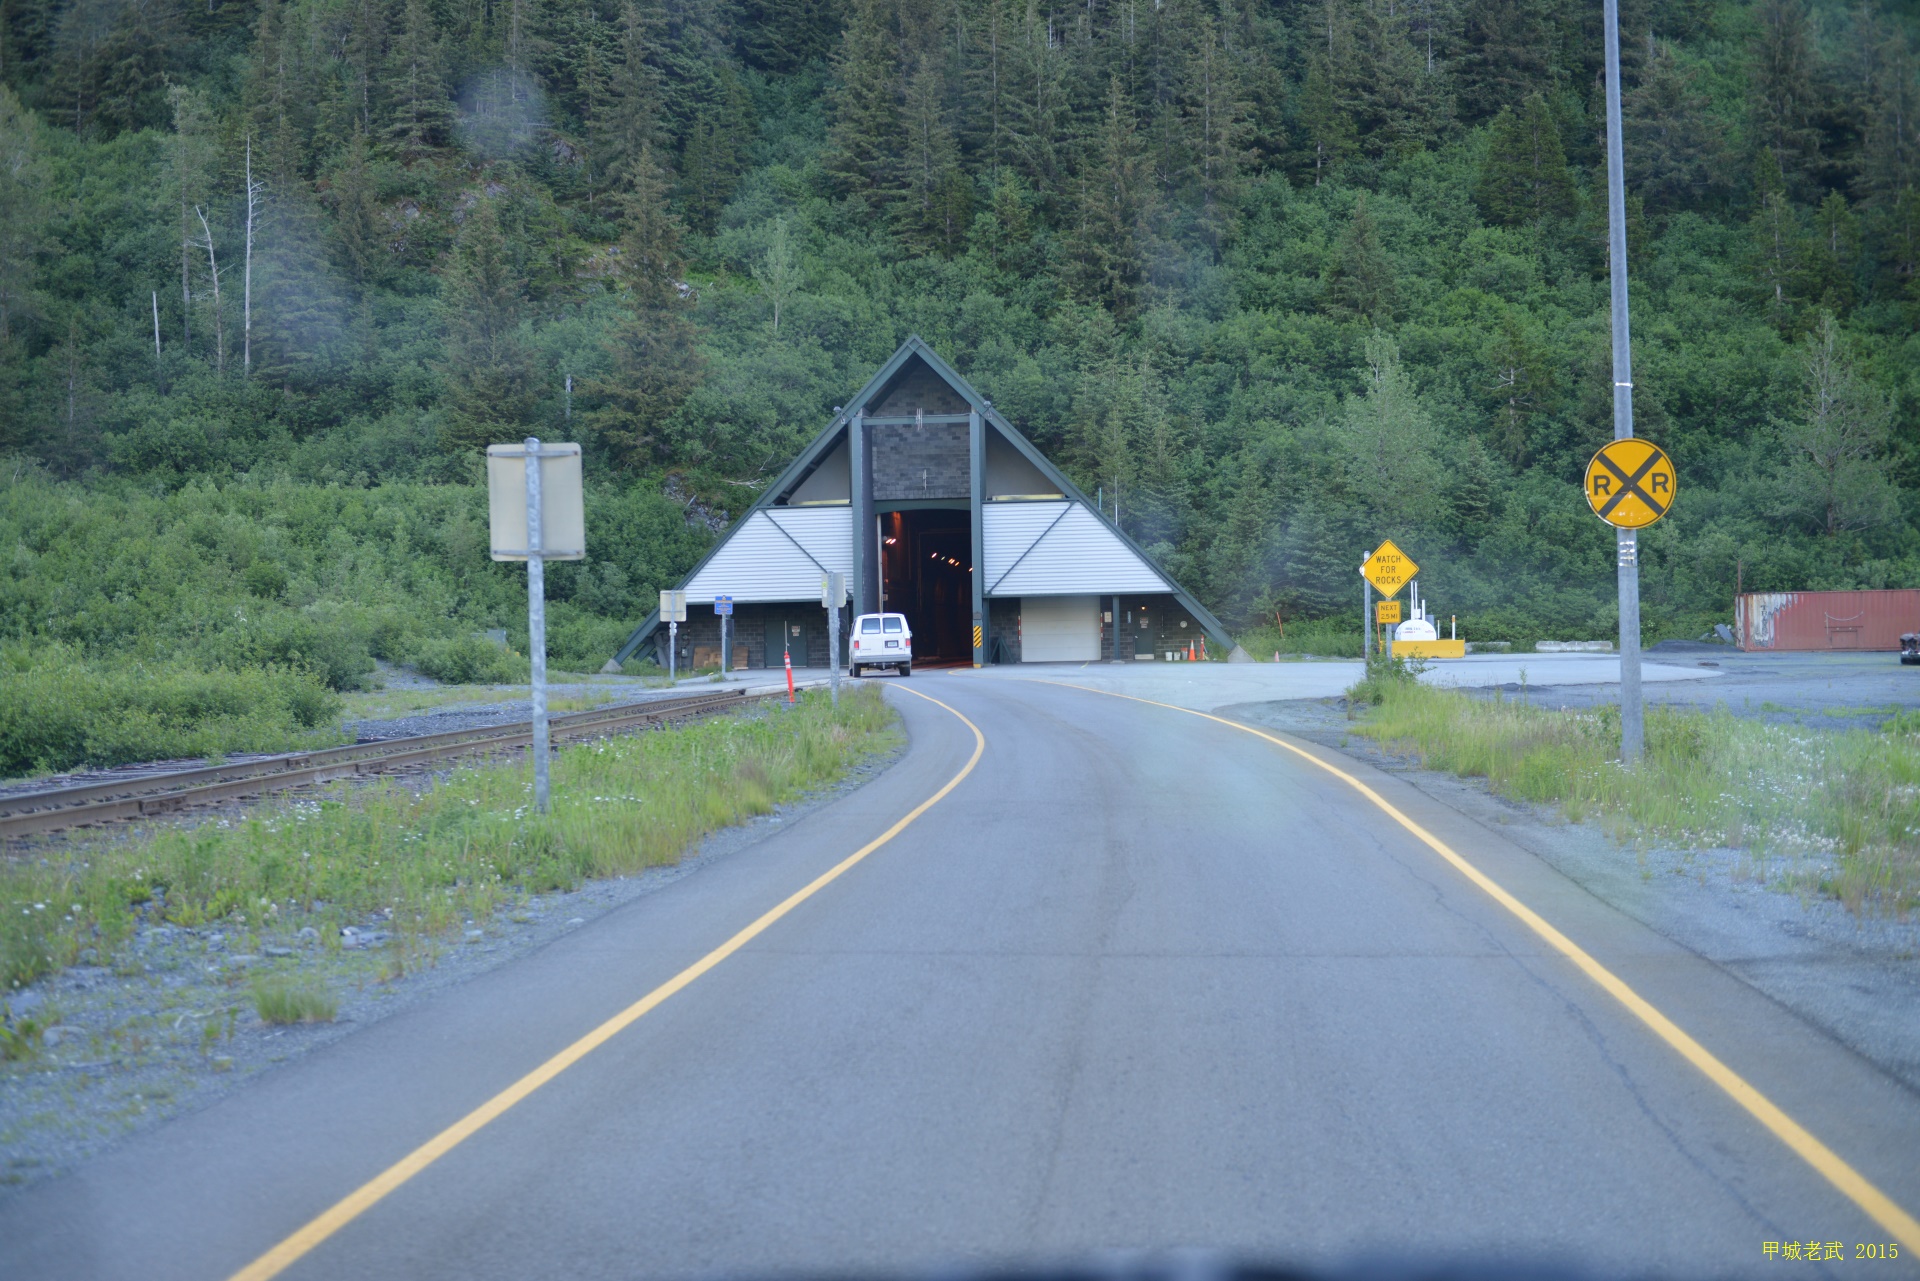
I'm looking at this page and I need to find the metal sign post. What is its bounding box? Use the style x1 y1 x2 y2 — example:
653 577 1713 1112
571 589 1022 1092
715 595 733 678
486 439 585 816
1360 540 1419 661
660 590 687 683
822 573 846 709
1604 0 1644 763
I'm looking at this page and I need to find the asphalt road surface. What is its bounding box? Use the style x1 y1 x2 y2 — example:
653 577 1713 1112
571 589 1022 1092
4 675 1918 1280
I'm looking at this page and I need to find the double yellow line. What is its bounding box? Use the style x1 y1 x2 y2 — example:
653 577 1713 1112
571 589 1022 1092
231 687 984 1281
1044 680 1920 1253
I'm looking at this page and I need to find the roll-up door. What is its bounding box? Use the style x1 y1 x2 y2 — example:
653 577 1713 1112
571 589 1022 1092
1021 596 1100 662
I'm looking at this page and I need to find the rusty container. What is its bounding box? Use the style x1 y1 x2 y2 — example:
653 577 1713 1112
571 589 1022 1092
1735 589 1920 652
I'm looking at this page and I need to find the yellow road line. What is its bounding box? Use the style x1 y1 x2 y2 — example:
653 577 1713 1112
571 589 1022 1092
1042 679 1920 1252
230 687 985 1281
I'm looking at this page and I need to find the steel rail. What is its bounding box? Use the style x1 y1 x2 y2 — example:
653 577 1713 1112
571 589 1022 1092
0 689 768 839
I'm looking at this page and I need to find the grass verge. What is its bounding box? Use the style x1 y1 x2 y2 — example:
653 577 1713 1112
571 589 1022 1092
1237 618 1364 658
2 686 900 990
251 977 339 1025
1348 679 1920 917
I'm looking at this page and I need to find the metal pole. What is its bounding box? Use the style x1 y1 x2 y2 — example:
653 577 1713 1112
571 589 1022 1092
524 436 550 815
1603 0 1644 763
720 613 727 678
152 291 162 358
668 620 677 683
829 602 840 708
1364 578 1373 662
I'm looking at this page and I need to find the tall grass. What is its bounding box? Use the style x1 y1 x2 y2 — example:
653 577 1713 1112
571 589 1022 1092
1 687 900 989
1236 618 1365 658
1352 682 1920 917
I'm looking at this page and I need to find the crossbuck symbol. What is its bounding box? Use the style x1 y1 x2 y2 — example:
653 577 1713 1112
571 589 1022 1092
1590 448 1671 520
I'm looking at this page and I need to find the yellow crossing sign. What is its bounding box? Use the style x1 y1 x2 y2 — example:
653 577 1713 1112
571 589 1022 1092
1585 439 1675 529
1360 539 1419 597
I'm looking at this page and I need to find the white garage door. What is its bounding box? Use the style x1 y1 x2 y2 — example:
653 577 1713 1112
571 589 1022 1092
1021 596 1100 662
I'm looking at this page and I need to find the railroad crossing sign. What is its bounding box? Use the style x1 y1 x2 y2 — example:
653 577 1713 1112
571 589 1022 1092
1376 600 1403 625
1360 539 1419 597
1585 439 1676 529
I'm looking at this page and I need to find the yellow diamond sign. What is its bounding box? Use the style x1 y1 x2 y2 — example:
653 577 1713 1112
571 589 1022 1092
1360 539 1418 597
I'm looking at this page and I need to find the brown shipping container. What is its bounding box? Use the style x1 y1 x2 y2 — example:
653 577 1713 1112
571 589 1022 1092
1735 589 1920 652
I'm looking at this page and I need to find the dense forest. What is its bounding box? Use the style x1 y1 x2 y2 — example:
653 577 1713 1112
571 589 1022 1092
1 0 1918 703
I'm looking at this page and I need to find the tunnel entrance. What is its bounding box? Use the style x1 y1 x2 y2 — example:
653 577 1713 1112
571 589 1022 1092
879 508 973 661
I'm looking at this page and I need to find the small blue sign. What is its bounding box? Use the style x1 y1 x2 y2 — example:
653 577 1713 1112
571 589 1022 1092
714 595 734 616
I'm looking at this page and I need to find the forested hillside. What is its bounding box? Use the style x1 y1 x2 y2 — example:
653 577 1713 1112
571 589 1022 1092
2 0 1918 679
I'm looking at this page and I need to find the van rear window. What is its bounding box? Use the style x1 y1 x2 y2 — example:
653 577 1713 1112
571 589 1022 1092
883 617 903 632
860 618 881 633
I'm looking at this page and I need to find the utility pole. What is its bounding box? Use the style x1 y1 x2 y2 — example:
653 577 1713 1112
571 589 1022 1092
1603 0 1643 763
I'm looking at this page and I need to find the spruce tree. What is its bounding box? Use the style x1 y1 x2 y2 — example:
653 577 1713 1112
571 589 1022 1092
328 126 381 293
1321 193 1396 322
604 0 666 186
587 146 702 469
1473 95 1576 226
824 0 902 211
1297 57 1355 183
1069 77 1152 317
896 59 968 254
0 85 43 349
1623 40 1725 215
1805 190 1859 311
438 197 538 454
1180 17 1248 260
1452 0 1553 124
1748 0 1825 190
382 0 451 160
1748 148 1805 323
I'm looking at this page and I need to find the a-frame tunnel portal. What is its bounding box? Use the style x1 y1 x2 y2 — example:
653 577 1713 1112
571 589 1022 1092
610 337 1232 673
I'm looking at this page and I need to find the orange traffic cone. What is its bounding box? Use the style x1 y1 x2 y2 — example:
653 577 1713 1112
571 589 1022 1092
784 643 795 702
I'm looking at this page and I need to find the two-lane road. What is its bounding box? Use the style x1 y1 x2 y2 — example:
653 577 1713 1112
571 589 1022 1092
4 675 1917 1279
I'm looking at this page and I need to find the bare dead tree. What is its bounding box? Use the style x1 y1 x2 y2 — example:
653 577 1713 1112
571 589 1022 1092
243 135 263 376
192 205 225 374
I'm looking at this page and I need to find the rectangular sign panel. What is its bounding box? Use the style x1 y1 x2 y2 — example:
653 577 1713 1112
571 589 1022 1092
714 595 734 616
660 589 687 622
1376 600 1403 625
487 442 585 561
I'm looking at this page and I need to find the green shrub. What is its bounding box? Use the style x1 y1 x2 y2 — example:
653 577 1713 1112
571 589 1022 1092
410 634 529 684
0 647 346 775
1237 618 1364 658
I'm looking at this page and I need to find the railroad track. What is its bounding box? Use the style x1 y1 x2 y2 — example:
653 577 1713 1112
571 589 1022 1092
0 689 774 839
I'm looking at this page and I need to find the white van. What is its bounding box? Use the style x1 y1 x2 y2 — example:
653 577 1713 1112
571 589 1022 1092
850 613 912 676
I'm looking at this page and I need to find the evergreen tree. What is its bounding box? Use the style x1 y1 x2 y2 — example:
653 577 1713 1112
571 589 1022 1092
244 0 309 184
587 146 701 469
603 0 667 186
895 58 968 254
1852 30 1918 212
253 183 349 385
343 0 389 138
438 196 538 454
1297 56 1355 183
1069 77 1152 316
1623 40 1725 216
733 0 839 74
0 85 43 352
1453 0 1553 124
1474 94 1577 225
824 0 902 211
1481 309 1558 466
1180 17 1248 260
1805 189 1859 311
382 0 451 160
1748 0 1825 190
327 126 381 293
679 69 750 233
1322 193 1396 321
1748 148 1805 323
